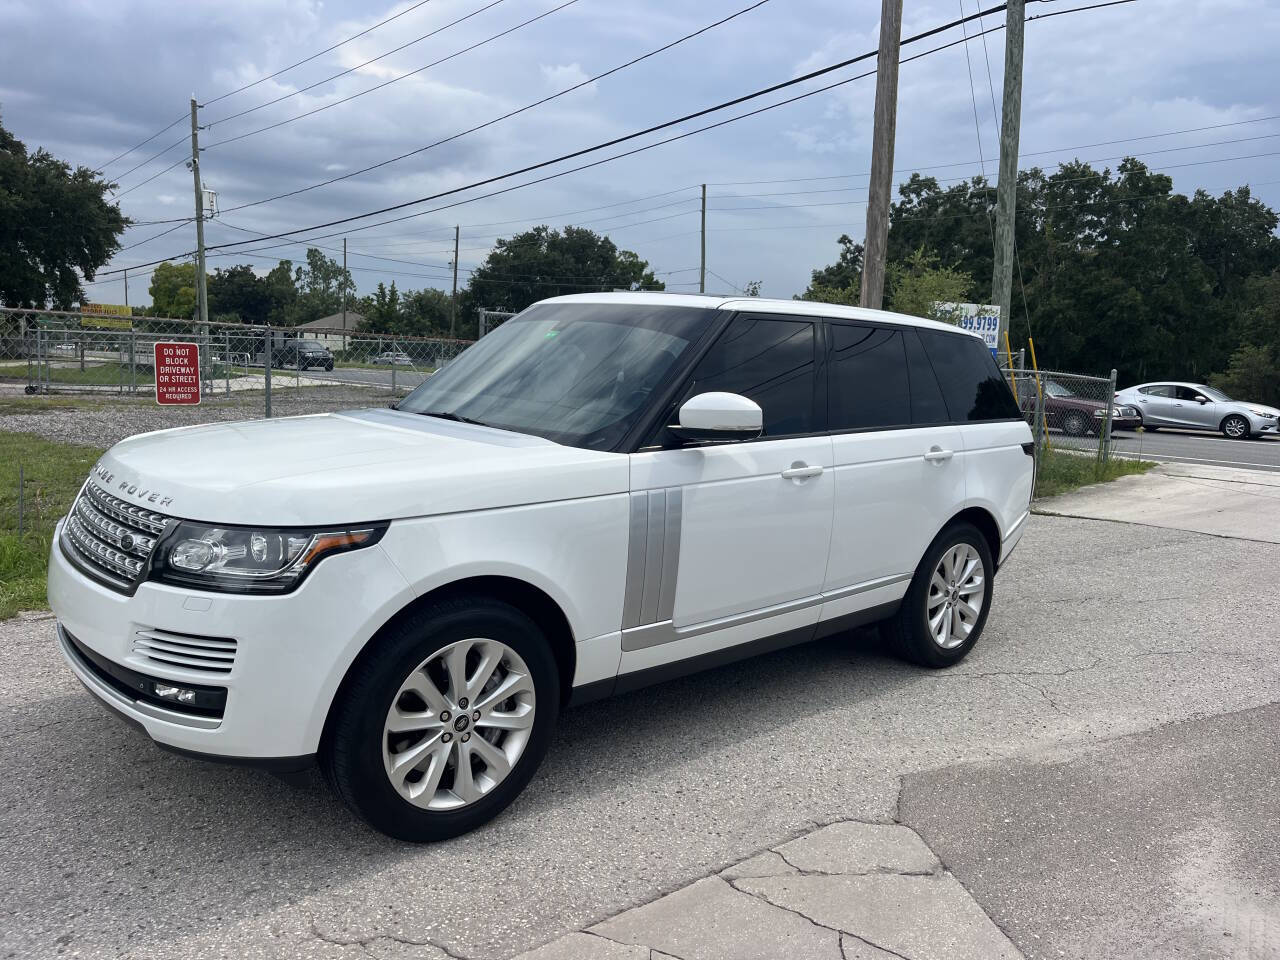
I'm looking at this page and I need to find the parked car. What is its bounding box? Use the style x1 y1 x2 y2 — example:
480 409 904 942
49 293 1033 841
272 339 334 371
1016 379 1141 435
1115 381 1280 439
371 350 414 366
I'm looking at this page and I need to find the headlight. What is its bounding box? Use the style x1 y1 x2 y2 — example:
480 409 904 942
1248 408 1274 418
1093 408 1109 417
152 521 387 593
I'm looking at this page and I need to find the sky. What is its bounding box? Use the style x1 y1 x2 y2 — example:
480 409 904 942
2 0 1277 308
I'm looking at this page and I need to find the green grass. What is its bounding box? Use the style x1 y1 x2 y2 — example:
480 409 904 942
0 432 104 619
1034 447 1154 499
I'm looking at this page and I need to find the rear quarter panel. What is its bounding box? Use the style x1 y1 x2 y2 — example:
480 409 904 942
960 420 1034 560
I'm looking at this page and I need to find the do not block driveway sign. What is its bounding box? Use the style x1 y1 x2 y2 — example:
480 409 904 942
154 342 201 405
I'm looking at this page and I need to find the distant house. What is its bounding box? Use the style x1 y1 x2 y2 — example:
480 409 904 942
294 311 365 349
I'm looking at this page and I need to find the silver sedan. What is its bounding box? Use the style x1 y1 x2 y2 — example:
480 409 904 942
1115 381 1280 439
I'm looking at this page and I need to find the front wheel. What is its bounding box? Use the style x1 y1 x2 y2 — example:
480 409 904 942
1222 415 1250 440
322 597 560 841
885 522 994 668
1062 411 1089 436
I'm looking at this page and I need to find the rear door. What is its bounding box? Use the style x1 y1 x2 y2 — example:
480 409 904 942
821 322 964 626
1134 384 1175 424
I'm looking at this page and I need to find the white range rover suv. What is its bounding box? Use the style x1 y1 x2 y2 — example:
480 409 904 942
50 293 1033 840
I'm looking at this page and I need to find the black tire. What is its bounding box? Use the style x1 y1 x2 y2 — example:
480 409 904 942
1062 411 1089 436
1222 415 1251 440
883 522 995 669
1140 422 1158 432
322 597 560 841
324 361 334 371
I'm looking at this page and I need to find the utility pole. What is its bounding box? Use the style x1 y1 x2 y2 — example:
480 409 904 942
189 97 209 326
450 225 460 336
991 0 1025 342
124 268 129 309
341 238 348 330
699 184 707 293
859 0 903 311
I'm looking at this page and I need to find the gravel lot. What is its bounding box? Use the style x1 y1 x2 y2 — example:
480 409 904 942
2 514 1278 959
0 386 401 448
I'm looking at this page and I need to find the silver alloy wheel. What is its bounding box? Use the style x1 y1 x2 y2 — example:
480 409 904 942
1224 416 1247 438
382 637 536 811
926 543 986 650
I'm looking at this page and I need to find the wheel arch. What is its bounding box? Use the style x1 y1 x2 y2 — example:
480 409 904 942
1220 412 1249 434
941 506 1002 568
321 575 578 750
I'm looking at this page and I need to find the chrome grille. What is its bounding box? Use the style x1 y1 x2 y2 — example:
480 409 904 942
132 628 237 674
61 480 172 590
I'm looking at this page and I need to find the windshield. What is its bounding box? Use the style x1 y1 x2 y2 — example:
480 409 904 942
299 340 326 349
397 302 715 450
1044 381 1074 398
1200 385 1232 401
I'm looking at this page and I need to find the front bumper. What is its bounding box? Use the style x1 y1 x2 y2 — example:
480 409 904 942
1246 413 1279 435
49 522 415 760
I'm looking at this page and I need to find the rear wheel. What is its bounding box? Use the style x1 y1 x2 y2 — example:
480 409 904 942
1222 415 1250 440
885 522 994 668
323 597 559 841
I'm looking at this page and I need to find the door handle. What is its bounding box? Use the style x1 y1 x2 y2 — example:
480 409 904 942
781 463 823 480
923 447 954 462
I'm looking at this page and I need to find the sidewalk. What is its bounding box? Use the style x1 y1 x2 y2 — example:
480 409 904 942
1034 461 1280 543
515 821 1022 960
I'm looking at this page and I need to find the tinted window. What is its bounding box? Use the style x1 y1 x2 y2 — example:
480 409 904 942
827 324 910 430
1140 384 1173 397
1173 385 1207 401
918 330 1021 422
682 315 816 436
904 329 950 424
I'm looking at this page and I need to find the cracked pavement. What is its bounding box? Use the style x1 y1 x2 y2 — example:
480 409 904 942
2 507 1278 959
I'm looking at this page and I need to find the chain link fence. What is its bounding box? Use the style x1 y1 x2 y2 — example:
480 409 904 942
0 307 474 416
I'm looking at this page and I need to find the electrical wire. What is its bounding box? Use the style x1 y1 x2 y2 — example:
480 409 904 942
215 0 773 213
204 0 509 127
204 0 582 150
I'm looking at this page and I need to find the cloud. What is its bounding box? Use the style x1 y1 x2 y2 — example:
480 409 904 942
540 63 595 94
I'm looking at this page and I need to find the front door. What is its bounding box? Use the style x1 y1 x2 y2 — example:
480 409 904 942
1170 385 1218 429
622 314 834 668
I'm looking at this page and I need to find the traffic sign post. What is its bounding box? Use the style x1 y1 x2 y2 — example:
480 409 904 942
153 342 201 405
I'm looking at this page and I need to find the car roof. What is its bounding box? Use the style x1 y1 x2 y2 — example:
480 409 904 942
539 291 981 337
1125 381 1211 389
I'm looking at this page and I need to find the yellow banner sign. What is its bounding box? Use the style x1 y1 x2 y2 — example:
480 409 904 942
81 302 132 317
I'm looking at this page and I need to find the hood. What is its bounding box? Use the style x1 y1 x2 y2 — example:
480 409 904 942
1236 402 1280 417
95 408 628 526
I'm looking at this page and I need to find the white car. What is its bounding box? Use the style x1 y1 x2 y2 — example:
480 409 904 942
49 293 1033 840
1115 381 1280 439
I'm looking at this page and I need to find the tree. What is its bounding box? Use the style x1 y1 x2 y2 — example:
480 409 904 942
459 226 663 332
0 115 128 308
1210 344 1279 407
363 282 402 334
799 234 863 302
289 248 354 325
208 264 269 325
884 248 972 322
148 261 197 319
401 287 453 336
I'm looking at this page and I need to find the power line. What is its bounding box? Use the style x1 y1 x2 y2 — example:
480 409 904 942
112 157 190 200
204 0 582 150
95 114 187 173
204 0 509 128
106 0 1018 274
202 0 442 108
215 0 773 214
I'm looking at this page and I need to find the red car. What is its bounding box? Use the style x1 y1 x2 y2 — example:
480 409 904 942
1017 379 1141 436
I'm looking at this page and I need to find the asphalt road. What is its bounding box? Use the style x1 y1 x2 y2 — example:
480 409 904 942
3 513 1279 959
1055 427 1280 472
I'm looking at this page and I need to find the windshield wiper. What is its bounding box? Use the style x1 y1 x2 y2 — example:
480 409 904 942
417 410 493 428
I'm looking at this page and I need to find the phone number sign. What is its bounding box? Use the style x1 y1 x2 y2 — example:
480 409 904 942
154 342 201 405
952 303 1001 357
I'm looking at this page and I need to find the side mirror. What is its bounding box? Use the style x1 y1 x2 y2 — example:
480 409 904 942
669 392 762 443
1194 395 1209 404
